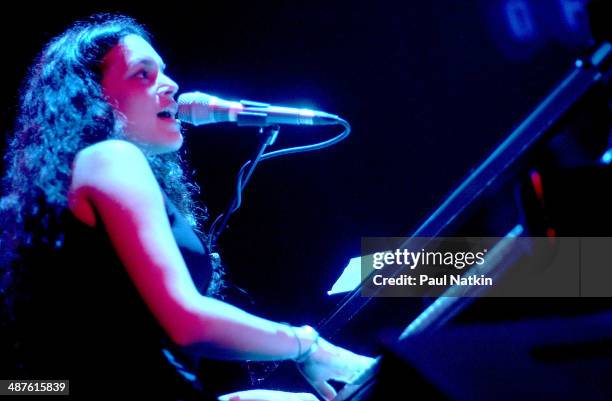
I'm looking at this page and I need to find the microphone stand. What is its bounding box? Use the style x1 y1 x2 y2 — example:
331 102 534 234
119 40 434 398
211 124 280 247
206 104 350 249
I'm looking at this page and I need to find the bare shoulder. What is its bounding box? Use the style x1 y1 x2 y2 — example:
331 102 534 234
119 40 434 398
66 141 201 345
68 139 162 226
72 139 148 177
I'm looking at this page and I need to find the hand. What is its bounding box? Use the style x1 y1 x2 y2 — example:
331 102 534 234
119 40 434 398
218 389 319 401
296 338 376 401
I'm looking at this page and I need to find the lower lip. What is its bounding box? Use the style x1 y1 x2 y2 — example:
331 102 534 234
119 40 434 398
158 116 180 124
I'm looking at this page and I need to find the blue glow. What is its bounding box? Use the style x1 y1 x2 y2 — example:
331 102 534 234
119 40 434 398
507 224 525 238
491 0 592 59
560 0 586 31
591 43 612 66
601 149 612 165
504 0 536 41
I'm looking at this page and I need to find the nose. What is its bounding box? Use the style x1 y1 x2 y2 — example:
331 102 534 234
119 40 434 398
159 73 179 98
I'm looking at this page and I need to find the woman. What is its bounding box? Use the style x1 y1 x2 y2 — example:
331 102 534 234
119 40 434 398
0 14 372 400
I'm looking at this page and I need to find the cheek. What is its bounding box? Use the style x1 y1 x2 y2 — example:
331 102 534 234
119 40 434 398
118 92 154 124
103 79 147 118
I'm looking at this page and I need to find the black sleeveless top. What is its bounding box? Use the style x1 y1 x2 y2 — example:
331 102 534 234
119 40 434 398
11 194 216 400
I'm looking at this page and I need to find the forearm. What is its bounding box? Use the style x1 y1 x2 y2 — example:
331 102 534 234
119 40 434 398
174 294 318 361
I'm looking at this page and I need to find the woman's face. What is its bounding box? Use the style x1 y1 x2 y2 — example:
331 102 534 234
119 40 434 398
101 34 182 154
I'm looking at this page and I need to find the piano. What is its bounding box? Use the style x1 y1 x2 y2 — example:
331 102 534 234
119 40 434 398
311 4 612 399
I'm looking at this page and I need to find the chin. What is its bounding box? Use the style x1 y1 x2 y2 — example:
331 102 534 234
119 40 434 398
161 133 184 153
171 131 184 148
153 127 184 152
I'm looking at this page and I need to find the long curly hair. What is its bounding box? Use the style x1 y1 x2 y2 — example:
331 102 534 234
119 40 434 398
0 14 224 323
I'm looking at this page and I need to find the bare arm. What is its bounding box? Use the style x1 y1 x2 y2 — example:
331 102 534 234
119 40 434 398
68 139 314 361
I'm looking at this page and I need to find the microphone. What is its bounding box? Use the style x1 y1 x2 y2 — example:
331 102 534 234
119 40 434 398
177 91 340 127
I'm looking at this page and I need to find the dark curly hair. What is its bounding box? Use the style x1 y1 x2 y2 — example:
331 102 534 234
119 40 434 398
0 14 224 323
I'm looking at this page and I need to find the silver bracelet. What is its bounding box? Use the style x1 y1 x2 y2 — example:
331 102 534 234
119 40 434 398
281 322 302 360
281 323 320 362
295 326 321 363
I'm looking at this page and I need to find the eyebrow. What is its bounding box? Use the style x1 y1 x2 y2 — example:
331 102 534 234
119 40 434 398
131 58 166 72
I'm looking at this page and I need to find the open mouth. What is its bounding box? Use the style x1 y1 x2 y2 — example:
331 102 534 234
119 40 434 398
157 111 177 120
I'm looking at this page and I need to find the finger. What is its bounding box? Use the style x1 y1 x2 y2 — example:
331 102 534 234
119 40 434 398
331 355 378 383
218 393 241 401
296 392 319 401
313 381 337 401
327 364 358 384
360 356 377 368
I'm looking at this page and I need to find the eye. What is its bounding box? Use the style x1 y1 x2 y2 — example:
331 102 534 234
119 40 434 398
134 69 150 79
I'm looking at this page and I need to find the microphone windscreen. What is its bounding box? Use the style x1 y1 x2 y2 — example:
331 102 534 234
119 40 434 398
177 92 216 126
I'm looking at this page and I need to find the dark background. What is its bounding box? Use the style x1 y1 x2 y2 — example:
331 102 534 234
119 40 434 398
0 0 599 337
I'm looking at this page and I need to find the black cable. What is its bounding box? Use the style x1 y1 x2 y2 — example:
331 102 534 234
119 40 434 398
209 119 351 248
